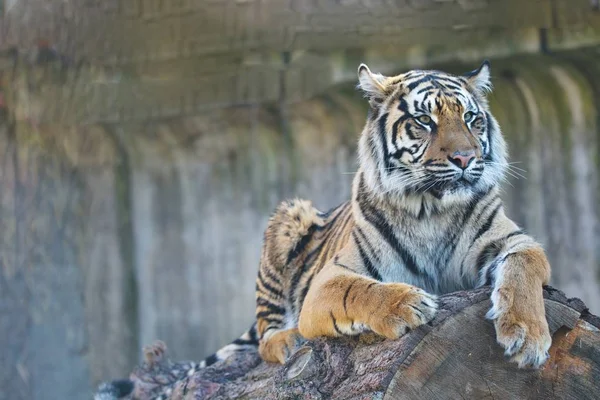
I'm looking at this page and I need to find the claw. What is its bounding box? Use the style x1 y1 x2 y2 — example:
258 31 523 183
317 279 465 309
485 307 500 320
496 321 551 369
503 328 525 356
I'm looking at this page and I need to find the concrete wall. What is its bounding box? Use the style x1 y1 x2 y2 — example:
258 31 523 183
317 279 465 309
2 52 600 399
1 1 600 399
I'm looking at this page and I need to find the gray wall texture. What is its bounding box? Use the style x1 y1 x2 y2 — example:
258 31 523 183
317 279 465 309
1 1 600 399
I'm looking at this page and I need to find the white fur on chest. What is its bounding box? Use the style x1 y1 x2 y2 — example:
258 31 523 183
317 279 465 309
376 214 476 294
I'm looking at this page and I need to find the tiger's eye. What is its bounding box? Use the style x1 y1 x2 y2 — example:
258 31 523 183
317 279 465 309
417 115 431 125
464 111 476 123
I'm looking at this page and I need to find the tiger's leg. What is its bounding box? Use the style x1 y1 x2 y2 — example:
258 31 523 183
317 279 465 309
255 269 304 364
481 246 551 368
254 199 324 364
298 257 437 340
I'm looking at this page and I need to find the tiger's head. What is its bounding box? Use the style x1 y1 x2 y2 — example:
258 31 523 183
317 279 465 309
356 61 507 206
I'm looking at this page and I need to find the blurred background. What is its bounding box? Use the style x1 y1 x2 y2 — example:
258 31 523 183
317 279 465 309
1 0 600 398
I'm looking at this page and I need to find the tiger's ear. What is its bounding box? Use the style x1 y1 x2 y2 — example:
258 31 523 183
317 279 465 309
464 60 492 94
357 64 390 105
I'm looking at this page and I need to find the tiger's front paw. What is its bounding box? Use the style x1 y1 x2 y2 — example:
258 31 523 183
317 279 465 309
259 328 304 364
487 293 551 368
370 284 438 339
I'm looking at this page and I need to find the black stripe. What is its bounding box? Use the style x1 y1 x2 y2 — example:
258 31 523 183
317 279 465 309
406 75 434 90
328 207 354 257
417 199 427 219
484 254 510 286
318 202 345 219
416 85 435 94
298 270 315 313
475 241 503 273
248 324 258 343
484 112 494 160
463 192 495 230
476 229 525 277
356 178 421 276
256 297 286 315
353 231 383 281
470 203 502 246
259 317 284 327
484 258 500 286
263 317 283 325
435 95 443 112
307 210 349 278
432 75 464 84
413 99 428 114
260 264 283 286
443 83 462 91
333 255 356 273
286 224 318 264
257 269 283 298
406 74 461 91
319 201 349 230
441 190 491 272
411 146 426 164
205 353 219 366
303 203 349 265
330 311 343 335
256 310 284 320
423 160 447 167
343 280 357 316
505 229 525 240
391 118 404 150
303 238 329 269
379 113 391 171
392 98 412 150
322 206 352 261
232 338 258 346
355 227 381 264
404 122 418 141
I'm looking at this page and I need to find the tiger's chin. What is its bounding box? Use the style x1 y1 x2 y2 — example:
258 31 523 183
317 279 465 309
427 176 483 199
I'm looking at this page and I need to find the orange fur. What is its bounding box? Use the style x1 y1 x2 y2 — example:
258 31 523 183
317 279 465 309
258 328 302 364
299 255 437 340
490 248 551 367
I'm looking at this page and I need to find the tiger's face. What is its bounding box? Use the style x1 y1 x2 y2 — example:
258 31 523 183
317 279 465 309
357 62 507 203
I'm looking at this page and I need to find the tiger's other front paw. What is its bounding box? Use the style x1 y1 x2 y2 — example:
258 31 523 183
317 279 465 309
370 284 438 339
487 305 551 368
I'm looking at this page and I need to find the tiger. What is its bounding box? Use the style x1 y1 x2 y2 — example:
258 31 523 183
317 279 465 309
96 61 552 399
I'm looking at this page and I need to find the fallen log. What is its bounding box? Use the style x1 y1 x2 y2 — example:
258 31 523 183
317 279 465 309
110 286 600 399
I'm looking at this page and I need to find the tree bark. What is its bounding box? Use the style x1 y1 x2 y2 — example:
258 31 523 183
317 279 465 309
121 286 600 400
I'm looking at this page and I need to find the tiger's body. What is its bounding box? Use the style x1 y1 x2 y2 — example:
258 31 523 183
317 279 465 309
97 61 552 399
253 61 550 368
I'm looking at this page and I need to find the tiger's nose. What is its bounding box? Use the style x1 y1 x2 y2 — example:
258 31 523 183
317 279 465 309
448 150 476 170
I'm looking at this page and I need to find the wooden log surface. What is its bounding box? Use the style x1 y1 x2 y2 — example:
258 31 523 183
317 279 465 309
116 286 600 399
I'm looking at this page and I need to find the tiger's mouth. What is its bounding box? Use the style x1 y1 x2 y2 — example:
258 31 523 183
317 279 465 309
451 176 481 192
422 173 482 197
